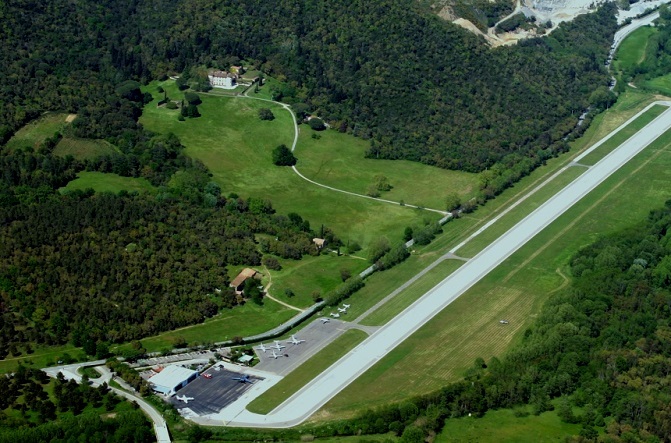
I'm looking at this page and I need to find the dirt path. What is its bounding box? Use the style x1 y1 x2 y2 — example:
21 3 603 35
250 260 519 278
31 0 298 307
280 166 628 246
263 266 304 312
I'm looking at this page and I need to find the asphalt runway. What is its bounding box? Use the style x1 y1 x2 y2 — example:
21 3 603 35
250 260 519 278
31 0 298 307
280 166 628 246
211 102 671 427
169 368 261 416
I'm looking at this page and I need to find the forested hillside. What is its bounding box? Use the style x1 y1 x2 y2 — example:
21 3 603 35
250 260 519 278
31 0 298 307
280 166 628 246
1 0 616 172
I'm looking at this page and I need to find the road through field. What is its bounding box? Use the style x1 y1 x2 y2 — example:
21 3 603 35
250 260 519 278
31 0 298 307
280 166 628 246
210 102 671 427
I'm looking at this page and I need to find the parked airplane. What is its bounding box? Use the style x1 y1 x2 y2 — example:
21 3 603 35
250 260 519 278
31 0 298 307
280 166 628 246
214 365 222 371
202 373 212 379
320 318 330 324
499 320 509 325
271 350 282 359
271 340 286 350
176 395 194 404
232 374 253 384
257 343 269 353
337 307 347 313
288 335 305 345
342 304 351 309
329 312 340 318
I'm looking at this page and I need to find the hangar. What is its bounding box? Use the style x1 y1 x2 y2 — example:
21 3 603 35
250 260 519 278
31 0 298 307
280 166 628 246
149 365 199 396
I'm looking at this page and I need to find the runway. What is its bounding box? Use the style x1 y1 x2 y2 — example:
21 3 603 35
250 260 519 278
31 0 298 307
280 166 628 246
211 102 671 427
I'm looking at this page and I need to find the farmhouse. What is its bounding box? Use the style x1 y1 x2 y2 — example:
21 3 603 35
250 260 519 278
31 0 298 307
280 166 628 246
148 365 199 396
208 70 237 89
230 268 260 294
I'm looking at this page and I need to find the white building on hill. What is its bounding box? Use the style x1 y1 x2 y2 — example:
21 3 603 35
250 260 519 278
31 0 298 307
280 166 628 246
209 70 237 89
149 365 199 396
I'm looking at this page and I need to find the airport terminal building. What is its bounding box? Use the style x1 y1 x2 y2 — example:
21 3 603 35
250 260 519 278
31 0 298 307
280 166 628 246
149 365 199 396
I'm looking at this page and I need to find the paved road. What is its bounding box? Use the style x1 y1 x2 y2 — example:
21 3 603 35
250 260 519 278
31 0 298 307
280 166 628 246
43 361 171 443
212 102 671 427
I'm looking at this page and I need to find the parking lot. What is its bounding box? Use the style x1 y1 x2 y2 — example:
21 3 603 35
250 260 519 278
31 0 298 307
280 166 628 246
169 367 261 416
254 318 350 375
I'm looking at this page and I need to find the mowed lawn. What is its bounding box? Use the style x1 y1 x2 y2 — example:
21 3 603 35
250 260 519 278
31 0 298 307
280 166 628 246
140 80 441 253
318 110 671 417
61 171 155 194
3 112 68 152
295 129 479 211
264 254 370 309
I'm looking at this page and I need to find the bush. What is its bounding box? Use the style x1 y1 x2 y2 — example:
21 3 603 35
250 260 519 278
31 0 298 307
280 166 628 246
184 91 202 105
308 117 326 131
258 108 275 120
166 101 178 109
262 255 282 270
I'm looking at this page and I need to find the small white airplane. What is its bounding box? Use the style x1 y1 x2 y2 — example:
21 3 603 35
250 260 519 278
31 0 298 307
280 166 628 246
272 340 286 350
337 307 347 313
342 304 351 309
214 365 221 371
271 350 282 359
499 320 509 325
288 335 305 345
330 312 340 318
176 395 194 404
257 343 269 352
320 318 330 324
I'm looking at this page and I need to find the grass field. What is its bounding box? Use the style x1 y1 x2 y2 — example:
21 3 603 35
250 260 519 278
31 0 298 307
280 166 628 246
613 26 657 73
52 137 119 160
319 123 671 417
264 253 370 309
295 129 479 211
3 112 68 152
437 406 584 442
643 73 671 96
0 344 83 375
61 171 155 194
247 329 367 414
140 80 442 255
112 299 296 355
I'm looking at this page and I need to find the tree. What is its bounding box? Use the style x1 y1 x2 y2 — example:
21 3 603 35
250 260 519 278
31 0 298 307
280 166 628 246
244 278 263 305
374 174 392 191
184 92 201 105
340 268 352 282
258 108 275 121
308 118 326 131
445 193 461 212
403 227 413 242
368 237 391 263
272 144 297 166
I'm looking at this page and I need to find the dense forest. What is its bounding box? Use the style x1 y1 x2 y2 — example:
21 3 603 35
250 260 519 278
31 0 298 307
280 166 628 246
0 186 330 357
0 366 153 442
0 0 615 172
318 201 671 442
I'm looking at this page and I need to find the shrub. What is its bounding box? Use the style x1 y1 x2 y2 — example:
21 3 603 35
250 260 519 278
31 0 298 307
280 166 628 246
308 117 325 131
262 255 282 270
258 108 275 120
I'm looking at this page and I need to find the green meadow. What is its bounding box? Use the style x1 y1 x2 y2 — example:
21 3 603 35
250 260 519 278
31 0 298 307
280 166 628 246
140 80 443 254
61 171 155 194
3 112 68 152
